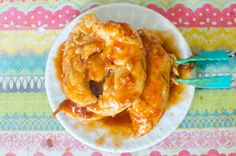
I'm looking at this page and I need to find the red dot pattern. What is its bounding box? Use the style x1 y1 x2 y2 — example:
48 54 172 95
0 3 235 30
147 3 236 27
2 149 236 155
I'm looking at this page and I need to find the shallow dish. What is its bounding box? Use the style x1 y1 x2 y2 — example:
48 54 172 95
45 3 195 152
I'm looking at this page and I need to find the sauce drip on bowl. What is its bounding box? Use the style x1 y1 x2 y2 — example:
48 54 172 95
167 64 194 107
53 99 93 119
82 110 133 148
54 42 65 85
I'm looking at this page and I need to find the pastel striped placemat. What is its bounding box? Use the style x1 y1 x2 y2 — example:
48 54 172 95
0 0 236 155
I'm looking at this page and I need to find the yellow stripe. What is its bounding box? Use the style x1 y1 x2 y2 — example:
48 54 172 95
179 28 236 52
0 28 235 55
1 90 236 116
0 93 51 116
0 30 60 55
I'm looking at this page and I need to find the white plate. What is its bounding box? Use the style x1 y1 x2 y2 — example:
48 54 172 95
45 3 195 153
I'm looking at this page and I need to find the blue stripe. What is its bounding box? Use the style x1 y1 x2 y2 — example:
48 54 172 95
1 75 235 93
0 52 48 75
1 110 236 130
0 53 235 75
196 57 236 73
0 53 235 92
0 76 45 92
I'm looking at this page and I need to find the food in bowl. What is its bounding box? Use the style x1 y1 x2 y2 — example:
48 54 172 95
53 13 180 137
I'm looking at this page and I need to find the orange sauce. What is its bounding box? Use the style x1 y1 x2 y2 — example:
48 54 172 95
154 30 183 59
99 111 132 137
95 111 133 148
167 84 185 108
54 42 65 86
53 99 94 119
54 29 194 147
167 63 194 108
73 110 133 148
154 30 194 108
96 135 106 146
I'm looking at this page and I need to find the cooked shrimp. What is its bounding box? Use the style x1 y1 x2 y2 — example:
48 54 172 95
129 29 176 137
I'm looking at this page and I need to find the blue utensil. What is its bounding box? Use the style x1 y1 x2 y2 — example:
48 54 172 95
176 75 232 89
176 50 229 64
175 50 232 89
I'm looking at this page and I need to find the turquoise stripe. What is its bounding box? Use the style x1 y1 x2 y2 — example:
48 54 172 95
0 52 48 75
196 57 236 73
1 110 236 130
179 109 236 128
0 52 235 92
0 52 236 75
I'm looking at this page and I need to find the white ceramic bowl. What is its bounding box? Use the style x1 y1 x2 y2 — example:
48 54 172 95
45 3 195 153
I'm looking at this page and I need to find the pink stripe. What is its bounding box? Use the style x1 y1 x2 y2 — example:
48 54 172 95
147 3 236 27
0 0 57 2
2 150 236 155
0 6 80 30
0 130 235 151
0 4 235 30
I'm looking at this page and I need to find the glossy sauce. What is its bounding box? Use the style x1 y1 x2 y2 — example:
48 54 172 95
54 43 65 85
167 59 194 107
155 30 183 59
96 135 106 146
73 110 132 147
154 30 194 108
92 111 132 147
53 99 94 118
54 29 193 146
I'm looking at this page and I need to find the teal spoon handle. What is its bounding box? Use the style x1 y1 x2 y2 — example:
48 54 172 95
176 50 229 64
176 75 232 89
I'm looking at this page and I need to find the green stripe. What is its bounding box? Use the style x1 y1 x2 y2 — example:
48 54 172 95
0 93 51 116
1 89 236 116
0 0 235 12
191 89 236 113
0 1 99 12
2 69 45 76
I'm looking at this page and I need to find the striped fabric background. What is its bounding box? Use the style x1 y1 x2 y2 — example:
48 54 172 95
0 0 236 155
